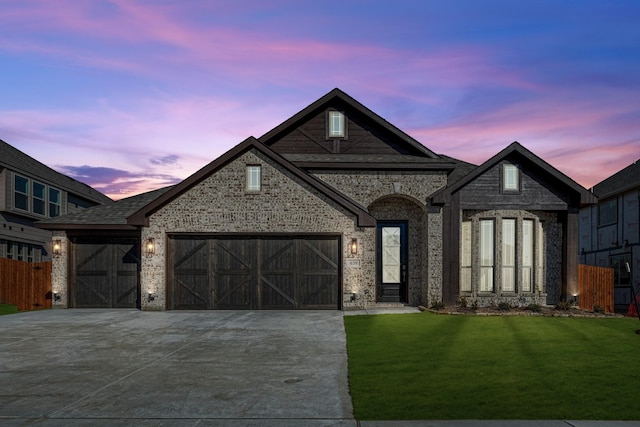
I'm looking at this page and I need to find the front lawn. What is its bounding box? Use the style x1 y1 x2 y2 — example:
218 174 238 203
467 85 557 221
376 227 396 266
0 304 18 315
345 312 640 420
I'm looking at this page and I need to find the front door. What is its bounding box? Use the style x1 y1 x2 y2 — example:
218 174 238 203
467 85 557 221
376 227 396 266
377 222 408 303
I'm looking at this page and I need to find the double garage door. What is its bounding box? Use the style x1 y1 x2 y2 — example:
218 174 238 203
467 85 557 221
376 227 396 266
168 235 341 310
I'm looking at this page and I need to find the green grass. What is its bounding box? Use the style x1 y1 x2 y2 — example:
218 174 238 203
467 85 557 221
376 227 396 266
0 304 18 315
345 312 640 420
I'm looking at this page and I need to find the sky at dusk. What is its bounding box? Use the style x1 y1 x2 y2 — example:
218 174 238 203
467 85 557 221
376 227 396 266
1 1 639 200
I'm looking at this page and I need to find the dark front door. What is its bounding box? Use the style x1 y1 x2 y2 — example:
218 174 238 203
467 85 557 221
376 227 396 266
377 222 408 303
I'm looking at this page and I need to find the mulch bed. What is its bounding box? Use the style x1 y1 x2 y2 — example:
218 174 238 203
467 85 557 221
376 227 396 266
420 305 625 318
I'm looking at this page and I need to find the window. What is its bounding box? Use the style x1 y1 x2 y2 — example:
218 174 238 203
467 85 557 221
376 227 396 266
598 198 617 226
480 220 494 292
6 242 15 259
522 220 534 292
327 111 345 138
502 219 516 292
33 181 46 215
49 188 61 217
14 175 29 211
246 165 261 192
503 164 519 191
460 220 472 292
536 221 545 292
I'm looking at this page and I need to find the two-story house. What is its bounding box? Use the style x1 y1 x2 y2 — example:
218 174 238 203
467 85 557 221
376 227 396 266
38 89 596 310
0 139 112 262
579 160 640 310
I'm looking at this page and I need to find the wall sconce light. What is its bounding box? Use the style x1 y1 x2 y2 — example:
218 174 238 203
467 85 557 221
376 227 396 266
52 240 62 256
573 293 578 305
53 292 61 302
350 292 356 302
350 238 358 255
144 238 155 255
147 292 155 303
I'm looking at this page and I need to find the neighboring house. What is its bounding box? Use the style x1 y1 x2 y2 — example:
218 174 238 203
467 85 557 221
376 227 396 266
579 160 640 310
38 89 597 310
0 139 112 262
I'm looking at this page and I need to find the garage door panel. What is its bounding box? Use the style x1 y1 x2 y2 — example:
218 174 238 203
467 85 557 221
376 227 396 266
261 274 296 309
71 239 140 308
169 236 340 310
215 274 251 309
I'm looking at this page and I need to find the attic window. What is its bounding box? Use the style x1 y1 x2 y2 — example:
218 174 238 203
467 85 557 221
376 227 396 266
327 111 346 139
246 165 261 192
502 164 520 192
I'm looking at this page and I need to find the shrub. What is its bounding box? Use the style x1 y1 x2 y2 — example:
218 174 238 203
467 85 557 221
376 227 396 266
555 300 573 311
470 299 479 311
525 303 542 313
430 301 446 310
593 305 605 314
457 296 468 309
498 301 512 311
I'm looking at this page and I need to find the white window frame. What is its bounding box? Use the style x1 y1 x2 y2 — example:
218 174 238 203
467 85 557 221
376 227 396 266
503 164 519 192
14 174 29 211
49 187 61 217
502 219 516 292
480 219 495 292
32 181 46 216
327 111 346 139
246 165 261 192
460 220 472 292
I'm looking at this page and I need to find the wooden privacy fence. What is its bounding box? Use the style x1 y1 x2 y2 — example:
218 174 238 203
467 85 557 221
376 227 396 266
0 258 52 311
578 264 614 313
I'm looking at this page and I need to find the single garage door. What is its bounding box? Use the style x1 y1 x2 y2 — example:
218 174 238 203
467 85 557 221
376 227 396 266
69 237 140 308
168 235 340 310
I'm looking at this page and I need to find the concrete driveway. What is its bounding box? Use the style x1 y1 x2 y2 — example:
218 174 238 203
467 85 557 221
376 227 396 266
0 309 355 426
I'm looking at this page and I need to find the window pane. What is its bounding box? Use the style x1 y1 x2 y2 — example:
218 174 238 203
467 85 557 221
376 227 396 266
33 182 46 215
598 199 617 226
49 188 61 217
328 111 345 138
503 164 519 190
246 166 261 191
480 220 494 266
14 175 28 211
460 221 472 292
502 219 515 292
480 220 494 292
382 227 401 283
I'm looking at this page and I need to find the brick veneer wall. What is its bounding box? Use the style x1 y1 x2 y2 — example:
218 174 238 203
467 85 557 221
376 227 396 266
141 149 375 310
314 170 447 307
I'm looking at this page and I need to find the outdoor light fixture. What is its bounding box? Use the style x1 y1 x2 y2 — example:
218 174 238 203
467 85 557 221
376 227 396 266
53 292 61 302
52 240 62 256
144 238 155 255
350 238 358 255
147 292 155 303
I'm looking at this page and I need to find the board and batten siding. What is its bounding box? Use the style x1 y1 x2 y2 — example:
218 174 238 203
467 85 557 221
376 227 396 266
458 161 569 210
141 149 375 310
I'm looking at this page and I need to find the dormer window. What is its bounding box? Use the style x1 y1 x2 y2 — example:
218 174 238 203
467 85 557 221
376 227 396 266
502 164 520 192
327 111 346 139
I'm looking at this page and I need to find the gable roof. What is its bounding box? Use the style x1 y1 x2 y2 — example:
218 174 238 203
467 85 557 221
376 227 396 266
431 141 598 207
592 159 640 199
0 139 112 204
259 88 440 159
126 137 376 228
37 186 173 230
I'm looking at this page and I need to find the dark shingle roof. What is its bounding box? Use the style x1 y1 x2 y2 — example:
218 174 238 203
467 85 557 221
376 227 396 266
592 160 640 199
37 186 172 230
0 139 112 204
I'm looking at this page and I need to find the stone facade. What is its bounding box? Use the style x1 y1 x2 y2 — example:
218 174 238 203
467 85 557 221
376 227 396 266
51 230 68 308
141 149 375 310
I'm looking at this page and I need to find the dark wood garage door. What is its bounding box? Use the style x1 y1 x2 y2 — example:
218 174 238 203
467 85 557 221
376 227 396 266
70 238 140 308
168 236 340 310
